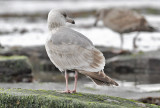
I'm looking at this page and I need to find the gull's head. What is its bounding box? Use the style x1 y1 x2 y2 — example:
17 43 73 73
47 9 75 30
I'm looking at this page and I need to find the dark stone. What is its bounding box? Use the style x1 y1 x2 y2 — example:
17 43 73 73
105 50 160 84
138 97 160 105
0 56 33 82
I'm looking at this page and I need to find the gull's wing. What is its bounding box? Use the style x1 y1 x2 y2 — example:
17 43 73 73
45 27 105 72
51 27 93 49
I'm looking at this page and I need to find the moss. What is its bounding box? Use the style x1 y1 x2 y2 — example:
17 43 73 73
85 87 97 91
0 55 28 60
0 88 159 108
0 56 31 69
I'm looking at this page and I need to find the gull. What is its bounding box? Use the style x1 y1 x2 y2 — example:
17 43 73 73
94 8 157 51
45 9 118 93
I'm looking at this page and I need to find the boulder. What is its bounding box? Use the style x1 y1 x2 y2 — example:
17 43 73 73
138 97 160 106
0 56 33 82
0 46 52 72
105 51 160 84
0 88 158 108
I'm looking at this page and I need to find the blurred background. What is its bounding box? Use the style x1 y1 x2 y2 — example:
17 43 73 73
0 0 160 105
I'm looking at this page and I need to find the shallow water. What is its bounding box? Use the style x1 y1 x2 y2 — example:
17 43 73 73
0 15 160 51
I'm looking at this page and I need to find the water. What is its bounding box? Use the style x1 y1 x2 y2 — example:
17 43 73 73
0 15 160 51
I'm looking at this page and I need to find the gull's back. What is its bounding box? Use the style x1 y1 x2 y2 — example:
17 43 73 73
51 27 93 48
102 8 153 33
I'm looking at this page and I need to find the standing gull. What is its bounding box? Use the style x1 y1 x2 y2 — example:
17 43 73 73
46 9 118 93
94 8 156 50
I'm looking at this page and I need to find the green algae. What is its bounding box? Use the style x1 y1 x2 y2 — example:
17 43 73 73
0 56 27 61
0 88 159 108
84 87 97 91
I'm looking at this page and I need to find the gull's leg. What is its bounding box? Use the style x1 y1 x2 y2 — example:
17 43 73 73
112 34 124 54
120 34 124 50
133 32 140 50
63 70 70 93
71 71 78 93
0 43 3 48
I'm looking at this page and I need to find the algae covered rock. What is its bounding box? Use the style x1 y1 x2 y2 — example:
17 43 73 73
0 56 33 82
0 88 159 108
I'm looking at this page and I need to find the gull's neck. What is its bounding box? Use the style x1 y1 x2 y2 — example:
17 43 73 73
47 23 60 41
50 25 59 30
47 27 59 42
48 20 65 31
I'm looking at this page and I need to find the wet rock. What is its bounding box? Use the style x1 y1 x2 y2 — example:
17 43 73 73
0 46 53 72
138 97 160 106
0 56 33 82
0 46 60 82
19 29 28 34
95 46 131 59
0 45 130 72
0 46 130 82
105 51 160 83
0 28 43 35
0 44 4 49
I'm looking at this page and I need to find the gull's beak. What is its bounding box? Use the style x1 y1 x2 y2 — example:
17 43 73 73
66 17 75 24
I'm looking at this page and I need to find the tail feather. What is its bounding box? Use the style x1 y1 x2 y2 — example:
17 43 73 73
79 70 118 86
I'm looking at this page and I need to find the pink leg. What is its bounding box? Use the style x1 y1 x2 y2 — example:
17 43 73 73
62 70 70 93
71 71 78 93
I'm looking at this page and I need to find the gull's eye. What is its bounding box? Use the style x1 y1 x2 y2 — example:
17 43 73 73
63 13 67 18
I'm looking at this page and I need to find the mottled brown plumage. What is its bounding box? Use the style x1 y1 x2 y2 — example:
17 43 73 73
94 8 156 50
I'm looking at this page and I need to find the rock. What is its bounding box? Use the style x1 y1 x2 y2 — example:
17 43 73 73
138 97 160 106
0 46 130 82
0 46 130 72
95 46 131 59
0 88 158 108
0 56 33 82
0 46 51 71
0 44 4 49
105 51 160 84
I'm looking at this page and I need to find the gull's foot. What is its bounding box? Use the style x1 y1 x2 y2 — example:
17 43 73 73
71 90 76 93
62 90 71 93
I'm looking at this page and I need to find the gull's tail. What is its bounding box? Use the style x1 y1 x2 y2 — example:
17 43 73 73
79 70 118 86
